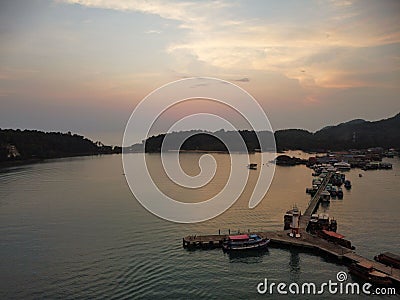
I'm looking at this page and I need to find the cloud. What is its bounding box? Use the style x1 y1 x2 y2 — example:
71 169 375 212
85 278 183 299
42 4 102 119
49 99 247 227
0 68 39 80
61 0 400 91
145 29 162 34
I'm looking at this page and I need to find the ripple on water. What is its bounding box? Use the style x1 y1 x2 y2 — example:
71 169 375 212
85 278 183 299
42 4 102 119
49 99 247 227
0 154 399 299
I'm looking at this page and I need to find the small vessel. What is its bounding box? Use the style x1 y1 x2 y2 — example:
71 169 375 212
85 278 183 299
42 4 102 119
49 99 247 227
337 187 343 199
320 190 331 202
330 186 337 197
374 252 400 269
318 229 354 249
313 179 322 186
344 180 352 189
222 234 270 252
379 162 393 169
334 161 351 171
329 218 337 232
348 262 393 286
248 163 257 170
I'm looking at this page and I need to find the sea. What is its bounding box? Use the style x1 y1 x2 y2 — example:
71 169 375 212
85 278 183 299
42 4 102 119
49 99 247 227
0 151 399 299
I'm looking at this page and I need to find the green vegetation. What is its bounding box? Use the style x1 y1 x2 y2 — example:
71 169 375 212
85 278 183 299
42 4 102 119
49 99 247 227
1 112 398 165
0 129 121 163
140 112 400 152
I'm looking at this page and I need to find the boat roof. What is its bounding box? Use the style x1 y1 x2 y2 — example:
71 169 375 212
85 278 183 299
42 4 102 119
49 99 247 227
228 234 249 240
321 230 344 239
381 252 400 261
249 234 259 238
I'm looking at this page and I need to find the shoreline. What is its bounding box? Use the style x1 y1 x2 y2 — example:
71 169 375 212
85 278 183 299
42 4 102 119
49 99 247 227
0 153 121 170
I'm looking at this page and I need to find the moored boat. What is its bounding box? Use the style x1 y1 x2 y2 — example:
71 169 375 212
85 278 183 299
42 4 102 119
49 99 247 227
330 186 337 197
334 161 351 171
374 252 400 269
222 234 270 252
349 262 393 286
344 180 352 189
320 190 331 202
337 187 343 199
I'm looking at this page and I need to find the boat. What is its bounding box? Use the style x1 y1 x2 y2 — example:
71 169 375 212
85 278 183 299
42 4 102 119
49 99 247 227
248 163 257 170
379 162 393 170
320 190 331 202
349 262 393 286
318 230 354 249
337 187 343 199
330 186 337 197
306 186 317 196
334 161 351 171
344 180 351 189
330 172 344 186
222 234 270 252
318 213 330 230
374 252 400 269
327 166 337 172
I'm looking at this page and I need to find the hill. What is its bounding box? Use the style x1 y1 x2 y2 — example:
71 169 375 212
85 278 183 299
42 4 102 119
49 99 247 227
138 112 400 152
0 129 121 163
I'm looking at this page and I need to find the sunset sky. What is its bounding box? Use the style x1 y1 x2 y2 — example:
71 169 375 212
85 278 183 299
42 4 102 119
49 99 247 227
1 0 399 145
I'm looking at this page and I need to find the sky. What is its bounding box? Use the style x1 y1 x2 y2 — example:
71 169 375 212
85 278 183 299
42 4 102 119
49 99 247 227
0 0 399 145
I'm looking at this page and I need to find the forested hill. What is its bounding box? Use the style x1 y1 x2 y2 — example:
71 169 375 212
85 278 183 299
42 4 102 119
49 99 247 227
1 112 399 162
0 129 121 162
275 112 400 151
138 112 400 152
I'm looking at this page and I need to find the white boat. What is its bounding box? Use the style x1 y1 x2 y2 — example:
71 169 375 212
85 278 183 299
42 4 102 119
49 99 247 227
320 190 331 202
334 161 351 171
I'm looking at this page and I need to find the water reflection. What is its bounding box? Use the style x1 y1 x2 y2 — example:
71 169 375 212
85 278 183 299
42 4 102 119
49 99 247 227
289 250 301 282
226 249 269 263
320 201 330 210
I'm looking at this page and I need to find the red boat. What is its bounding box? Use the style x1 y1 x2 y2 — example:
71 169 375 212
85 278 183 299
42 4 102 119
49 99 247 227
222 234 270 252
374 252 400 269
348 262 393 286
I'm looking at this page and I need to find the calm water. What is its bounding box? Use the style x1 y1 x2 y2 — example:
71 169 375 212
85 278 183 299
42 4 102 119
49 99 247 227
0 152 399 299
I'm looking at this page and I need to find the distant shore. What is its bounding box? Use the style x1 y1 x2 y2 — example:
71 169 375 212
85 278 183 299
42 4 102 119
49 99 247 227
0 153 120 170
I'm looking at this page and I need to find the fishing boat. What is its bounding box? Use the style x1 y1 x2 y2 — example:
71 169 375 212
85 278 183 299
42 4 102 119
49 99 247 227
344 180 352 189
222 234 270 252
248 163 257 170
349 262 393 286
320 190 331 202
334 161 351 171
337 187 343 199
374 252 400 269
329 186 337 197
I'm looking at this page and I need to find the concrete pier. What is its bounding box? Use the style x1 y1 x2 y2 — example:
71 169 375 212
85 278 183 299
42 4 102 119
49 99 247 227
182 171 400 285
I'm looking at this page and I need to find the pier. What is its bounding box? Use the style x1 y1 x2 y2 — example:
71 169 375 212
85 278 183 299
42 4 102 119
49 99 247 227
182 171 400 285
300 171 332 229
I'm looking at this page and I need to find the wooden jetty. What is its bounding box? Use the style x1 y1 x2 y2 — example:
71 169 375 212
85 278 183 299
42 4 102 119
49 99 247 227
300 172 332 229
182 171 400 285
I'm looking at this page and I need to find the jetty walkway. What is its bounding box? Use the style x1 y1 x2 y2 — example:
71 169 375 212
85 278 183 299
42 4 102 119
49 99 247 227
182 171 400 285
